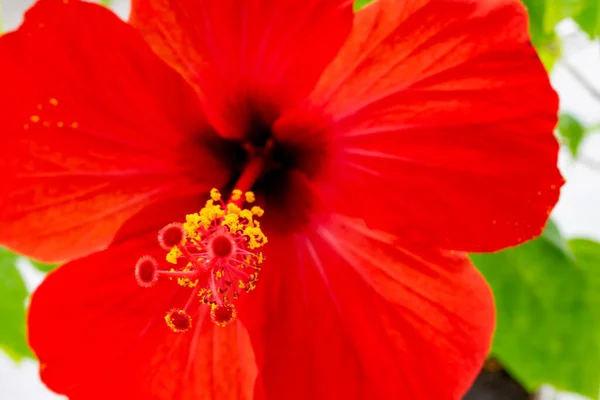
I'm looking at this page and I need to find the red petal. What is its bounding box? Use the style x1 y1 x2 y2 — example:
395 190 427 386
28 233 257 400
129 0 353 139
274 0 563 251
241 216 494 399
0 0 231 262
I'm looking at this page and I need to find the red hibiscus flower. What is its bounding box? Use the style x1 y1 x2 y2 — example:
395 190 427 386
0 0 562 398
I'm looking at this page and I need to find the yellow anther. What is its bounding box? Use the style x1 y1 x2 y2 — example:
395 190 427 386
245 191 255 203
221 213 240 232
173 268 198 287
166 246 182 264
251 206 264 217
177 277 198 288
231 189 242 201
198 288 212 304
210 188 221 201
239 209 253 221
184 213 201 233
227 203 241 215
243 226 267 250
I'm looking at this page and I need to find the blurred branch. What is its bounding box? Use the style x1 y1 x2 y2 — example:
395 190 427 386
587 123 600 133
464 359 532 400
579 155 600 171
561 60 600 102
559 32 597 57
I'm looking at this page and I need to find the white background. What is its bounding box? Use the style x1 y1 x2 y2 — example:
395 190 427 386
0 0 598 399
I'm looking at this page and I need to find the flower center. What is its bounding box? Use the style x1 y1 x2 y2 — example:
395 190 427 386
135 188 267 331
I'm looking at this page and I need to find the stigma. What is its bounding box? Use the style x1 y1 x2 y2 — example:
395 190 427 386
135 188 267 332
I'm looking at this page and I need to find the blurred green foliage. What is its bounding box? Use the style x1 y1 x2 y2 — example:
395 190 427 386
471 223 600 398
573 0 600 38
29 259 58 273
558 113 586 157
354 0 373 10
0 249 32 361
0 248 57 360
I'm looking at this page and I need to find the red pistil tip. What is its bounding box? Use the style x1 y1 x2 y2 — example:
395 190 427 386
158 222 185 250
209 234 234 258
165 309 192 333
210 304 237 328
135 256 159 288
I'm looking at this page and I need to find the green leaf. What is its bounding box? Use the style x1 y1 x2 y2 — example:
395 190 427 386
544 0 587 33
354 0 375 10
541 219 574 259
100 0 113 6
569 239 600 286
0 248 33 361
558 113 586 157
518 0 562 71
520 0 549 46
536 33 561 72
470 223 600 398
29 259 58 273
574 0 600 38
568 239 600 309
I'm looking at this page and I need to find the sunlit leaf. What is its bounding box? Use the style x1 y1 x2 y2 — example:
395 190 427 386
29 259 58 273
558 113 586 157
518 0 562 71
542 219 574 258
544 0 587 33
574 0 600 38
569 239 600 290
536 33 561 71
521 0 549 46
470 224 600 398
354 0 374 11
0 248 33 361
